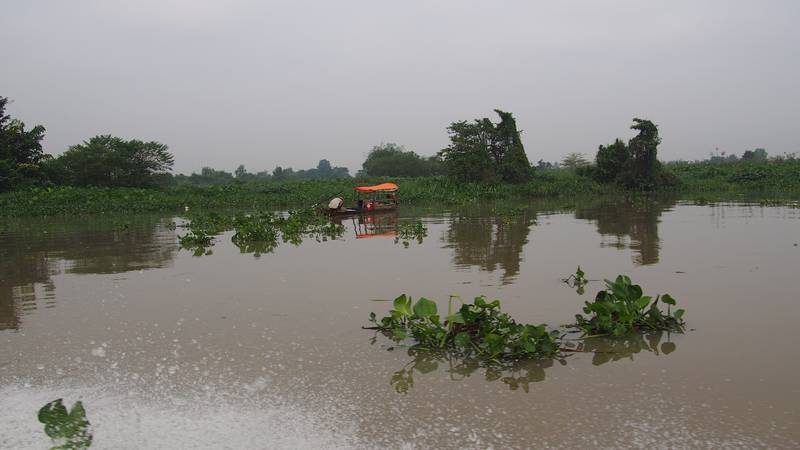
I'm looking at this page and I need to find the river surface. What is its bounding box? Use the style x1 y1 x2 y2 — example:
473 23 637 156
1 198 798 449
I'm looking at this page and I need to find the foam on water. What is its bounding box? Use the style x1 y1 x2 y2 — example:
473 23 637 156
0 381 364 450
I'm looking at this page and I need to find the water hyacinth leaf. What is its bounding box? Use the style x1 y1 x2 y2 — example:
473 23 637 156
413 297 438 318
662 294 677 306
445 312 465 324
393 294 412 317
454 332 471 347
367 273 685 365
38 399 92 449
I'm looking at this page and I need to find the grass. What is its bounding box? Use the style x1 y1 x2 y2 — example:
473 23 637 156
1 159 798 217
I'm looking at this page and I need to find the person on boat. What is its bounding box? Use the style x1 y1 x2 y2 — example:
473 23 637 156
328 197 344 212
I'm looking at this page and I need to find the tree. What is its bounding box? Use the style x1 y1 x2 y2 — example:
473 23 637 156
0 96 48 191
742 148 767 161
592 118 672 189
595 139 629 182
317 159 332 173
361 143 441 177
438 110 532 183
495 110 533 183
57 135 174 187
627 118 661 187
235 164 248 179
561 152 590 170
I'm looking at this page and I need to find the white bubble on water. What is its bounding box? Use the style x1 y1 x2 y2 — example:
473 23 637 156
0 382 364 450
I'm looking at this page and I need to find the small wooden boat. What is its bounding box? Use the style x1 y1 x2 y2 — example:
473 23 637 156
325 182 399 216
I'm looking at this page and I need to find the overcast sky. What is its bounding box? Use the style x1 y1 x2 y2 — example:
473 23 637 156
3 0 798 174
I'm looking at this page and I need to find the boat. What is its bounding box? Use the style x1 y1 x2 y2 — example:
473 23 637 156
325 182 399 216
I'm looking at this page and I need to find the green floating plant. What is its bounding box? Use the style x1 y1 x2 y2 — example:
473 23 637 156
368 271 687 367
177 208 345 256
38 399 92 449
368 294 560 361
574 274 685 336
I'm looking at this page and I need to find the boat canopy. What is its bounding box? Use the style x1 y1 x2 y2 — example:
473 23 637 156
354 182 399 193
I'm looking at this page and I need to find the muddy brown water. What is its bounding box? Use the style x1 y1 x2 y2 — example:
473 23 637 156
1 199 798 449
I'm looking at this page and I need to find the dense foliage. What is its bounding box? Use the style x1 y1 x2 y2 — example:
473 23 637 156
46 135 174 187
0 96 48 191
439 109 533 184
177 208 344 256
592 118 676 190
368 273 686 363
360 143 442 177
574 275 685 336
369 295 561 360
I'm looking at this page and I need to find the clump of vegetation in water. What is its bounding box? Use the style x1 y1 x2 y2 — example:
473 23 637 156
574 275 685 336
562 266 589 295
38 399 92 449
394 220 427 247
177 207 345 256
368 272 686 365
178 229 214 247
368 295 561 361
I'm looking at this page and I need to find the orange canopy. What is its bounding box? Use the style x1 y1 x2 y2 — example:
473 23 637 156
355 182 399 193
356 231 398 239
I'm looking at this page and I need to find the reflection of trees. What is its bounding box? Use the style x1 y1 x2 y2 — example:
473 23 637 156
0 218 177 331
381 332 677 394
574 198 676 265
444 210 535 284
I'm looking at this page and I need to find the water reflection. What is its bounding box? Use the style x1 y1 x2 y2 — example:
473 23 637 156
444 209 536 284
574 198 676 265
383 332 677 394
0 218 177 330
332 212 398 240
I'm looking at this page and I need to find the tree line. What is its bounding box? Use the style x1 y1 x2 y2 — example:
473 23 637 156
3 94 786 193
176 160 351 186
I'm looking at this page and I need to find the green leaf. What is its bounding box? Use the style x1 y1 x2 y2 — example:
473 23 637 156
413 297 438 318
634 296 651 311
628 284 643 300
392 328 407 340
445 312 465 324
674 309 685 320
392 294 412 317
662 294 676 306
454 331 471 347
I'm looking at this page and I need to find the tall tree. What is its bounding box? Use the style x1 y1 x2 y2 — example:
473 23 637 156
593 118 670 189
0 96 48 191
58 135 174 187
595 139 629 182
439 110 532 183
627 118 661 186
561 152 590 170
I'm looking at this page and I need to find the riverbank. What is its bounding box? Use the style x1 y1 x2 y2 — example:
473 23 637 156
1 160 798 217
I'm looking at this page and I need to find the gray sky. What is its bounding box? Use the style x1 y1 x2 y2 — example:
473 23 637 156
3 0 798 174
